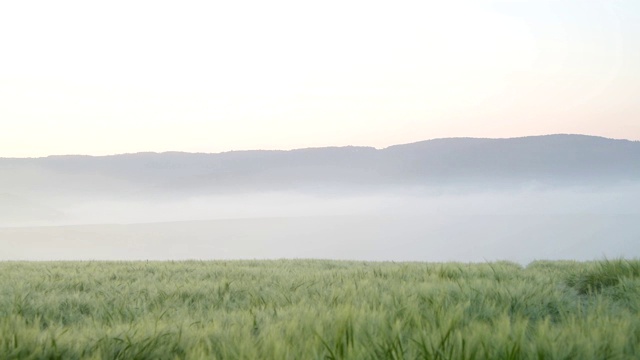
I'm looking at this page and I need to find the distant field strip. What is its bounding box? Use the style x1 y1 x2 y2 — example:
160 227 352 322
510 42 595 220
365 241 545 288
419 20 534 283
2 215 638 262
1 260 639 359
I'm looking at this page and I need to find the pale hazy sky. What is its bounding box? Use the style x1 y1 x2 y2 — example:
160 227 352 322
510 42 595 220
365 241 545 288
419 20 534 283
1 0 639 157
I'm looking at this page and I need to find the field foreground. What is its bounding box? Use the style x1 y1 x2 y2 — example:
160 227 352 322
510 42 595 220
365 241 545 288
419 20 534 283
1 260 639 359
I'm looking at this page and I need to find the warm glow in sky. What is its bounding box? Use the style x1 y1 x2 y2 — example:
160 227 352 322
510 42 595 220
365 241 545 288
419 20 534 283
1 0 639 157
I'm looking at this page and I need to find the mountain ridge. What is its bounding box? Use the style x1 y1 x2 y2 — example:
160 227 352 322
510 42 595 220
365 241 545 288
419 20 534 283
1 134 639 198
2 134 637 160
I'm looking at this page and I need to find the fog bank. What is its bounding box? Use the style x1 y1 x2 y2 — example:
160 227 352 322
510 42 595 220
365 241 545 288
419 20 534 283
2 135 639 262
1 185 639 264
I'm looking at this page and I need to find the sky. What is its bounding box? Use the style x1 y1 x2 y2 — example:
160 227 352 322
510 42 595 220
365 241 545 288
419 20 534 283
1 0 639 157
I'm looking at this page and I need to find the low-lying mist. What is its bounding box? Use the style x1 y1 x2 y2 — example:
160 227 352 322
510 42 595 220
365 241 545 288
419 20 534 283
1 184 639 264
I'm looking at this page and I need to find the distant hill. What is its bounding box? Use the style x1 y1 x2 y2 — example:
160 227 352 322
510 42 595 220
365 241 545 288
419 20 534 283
1 135 639 197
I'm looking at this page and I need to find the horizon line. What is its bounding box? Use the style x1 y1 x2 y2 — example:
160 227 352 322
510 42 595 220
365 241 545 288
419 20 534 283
3 133 637 160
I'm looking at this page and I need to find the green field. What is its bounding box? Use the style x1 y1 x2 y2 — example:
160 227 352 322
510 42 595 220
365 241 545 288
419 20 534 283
1 259 639 359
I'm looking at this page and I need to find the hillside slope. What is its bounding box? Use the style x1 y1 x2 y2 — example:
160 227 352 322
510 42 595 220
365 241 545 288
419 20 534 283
1 135 638 197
